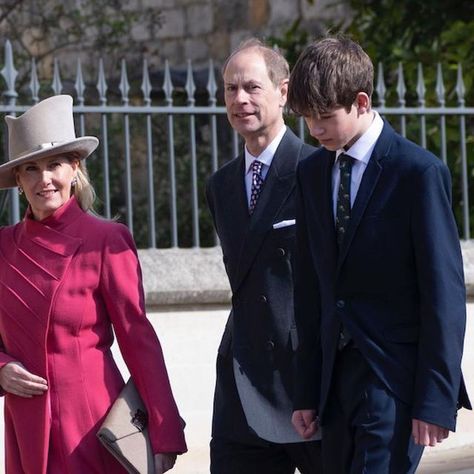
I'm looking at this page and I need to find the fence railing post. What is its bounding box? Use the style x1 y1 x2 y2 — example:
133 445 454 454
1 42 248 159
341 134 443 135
1 40 19 223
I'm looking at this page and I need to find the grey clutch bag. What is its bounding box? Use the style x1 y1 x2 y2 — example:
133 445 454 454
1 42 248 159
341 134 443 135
97 378 154 474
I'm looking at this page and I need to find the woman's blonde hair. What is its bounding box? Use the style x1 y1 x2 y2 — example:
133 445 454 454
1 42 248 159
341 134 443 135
69 153 96 212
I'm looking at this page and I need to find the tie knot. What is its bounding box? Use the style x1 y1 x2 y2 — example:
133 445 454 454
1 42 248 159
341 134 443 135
251 160 263 174
339 154 353 170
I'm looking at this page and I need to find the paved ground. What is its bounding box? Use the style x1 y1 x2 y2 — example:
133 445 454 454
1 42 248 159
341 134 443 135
145 307 474 474
0 306 471 473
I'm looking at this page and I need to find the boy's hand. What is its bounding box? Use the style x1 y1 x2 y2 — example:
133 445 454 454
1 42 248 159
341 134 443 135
412 419 449 446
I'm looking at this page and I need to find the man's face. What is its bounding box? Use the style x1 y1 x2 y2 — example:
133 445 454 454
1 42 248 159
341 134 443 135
223 48 287 142
304 105 362 151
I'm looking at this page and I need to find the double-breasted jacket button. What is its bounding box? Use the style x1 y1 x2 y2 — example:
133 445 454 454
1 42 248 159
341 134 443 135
336 299 345 309
276 247 286 257
258 294 267 303
265 340 275 351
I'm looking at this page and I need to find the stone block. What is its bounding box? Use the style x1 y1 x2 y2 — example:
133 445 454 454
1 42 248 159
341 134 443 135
229 30 254 52
138 247 231 306
248 0 269 28
158 39 185 65
184 38 210 64
186 3 214 36
142 0 176 7
208 32 231 63
131 23 151 42
461 240 474 297
268 0 298 25
156 8 186 39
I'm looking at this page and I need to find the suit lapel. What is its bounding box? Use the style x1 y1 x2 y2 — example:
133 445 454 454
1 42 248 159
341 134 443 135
217 155 250 287
234 130 299 291
222 155 249 237
337 122 394 269
321 151 338 257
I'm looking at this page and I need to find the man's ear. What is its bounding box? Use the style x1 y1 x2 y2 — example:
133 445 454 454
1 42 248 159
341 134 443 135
279 79 289 107
355 92 371 114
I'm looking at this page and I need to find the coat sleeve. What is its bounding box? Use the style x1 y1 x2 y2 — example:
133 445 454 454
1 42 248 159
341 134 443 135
411 161 470 430
99 224 187 454
0 335 18 396
0 336 18 369
293 165 322 411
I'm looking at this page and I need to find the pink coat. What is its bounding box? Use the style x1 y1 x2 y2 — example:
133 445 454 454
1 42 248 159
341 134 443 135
0 197 187 473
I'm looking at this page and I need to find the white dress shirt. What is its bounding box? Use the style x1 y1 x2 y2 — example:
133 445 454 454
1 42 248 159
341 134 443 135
332 111 384 218
244 126 287 206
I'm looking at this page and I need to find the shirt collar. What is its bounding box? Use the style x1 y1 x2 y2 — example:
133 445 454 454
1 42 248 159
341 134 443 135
336 111 384 164
245 125 287 174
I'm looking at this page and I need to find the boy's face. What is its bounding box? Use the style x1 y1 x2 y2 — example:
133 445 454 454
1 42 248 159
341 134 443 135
223 48 287 143
304 104 365 151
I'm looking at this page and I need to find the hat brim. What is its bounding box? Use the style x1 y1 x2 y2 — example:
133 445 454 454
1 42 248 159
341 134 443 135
0 136 99 189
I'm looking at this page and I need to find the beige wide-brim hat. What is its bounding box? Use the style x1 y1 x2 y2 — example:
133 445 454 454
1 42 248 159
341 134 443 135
0 94 99 189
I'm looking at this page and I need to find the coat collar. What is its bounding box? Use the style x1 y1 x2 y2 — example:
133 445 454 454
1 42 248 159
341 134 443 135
20 197 83 261
25 196 84 231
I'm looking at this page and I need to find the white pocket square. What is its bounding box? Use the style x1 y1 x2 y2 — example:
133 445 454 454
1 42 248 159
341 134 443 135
273 219 296 229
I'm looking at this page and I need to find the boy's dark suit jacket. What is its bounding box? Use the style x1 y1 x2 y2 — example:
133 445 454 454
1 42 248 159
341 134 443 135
294 120 471 432
207 128 316 443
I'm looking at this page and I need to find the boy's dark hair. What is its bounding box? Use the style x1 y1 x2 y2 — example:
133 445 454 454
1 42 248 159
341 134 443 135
288 36 374 116
222 38 290 87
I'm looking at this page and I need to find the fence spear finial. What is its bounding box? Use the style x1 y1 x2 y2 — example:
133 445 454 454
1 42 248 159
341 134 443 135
52 58 63 95
75 58 86 106
163 59 174 106
1 40 18 104
119 58 130 105
185 59 196 106
141 58 152 106
97 58 108 105
29 58 40 104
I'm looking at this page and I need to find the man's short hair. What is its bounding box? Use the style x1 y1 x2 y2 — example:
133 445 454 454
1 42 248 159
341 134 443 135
288 36 374 116
222 38 290 87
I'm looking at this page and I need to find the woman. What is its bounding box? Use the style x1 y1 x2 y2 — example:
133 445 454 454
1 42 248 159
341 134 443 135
0 95 187 473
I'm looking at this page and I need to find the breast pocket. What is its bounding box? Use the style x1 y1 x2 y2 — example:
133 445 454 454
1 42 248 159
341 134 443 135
265 226 296 262
271 223 296 240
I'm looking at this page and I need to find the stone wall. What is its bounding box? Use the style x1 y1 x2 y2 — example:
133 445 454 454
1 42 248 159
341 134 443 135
139 241 474 308
141 0 350 68
9 0 350 79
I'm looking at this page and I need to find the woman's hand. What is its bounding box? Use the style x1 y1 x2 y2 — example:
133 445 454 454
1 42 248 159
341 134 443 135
154 453 177 474
0 361 48 397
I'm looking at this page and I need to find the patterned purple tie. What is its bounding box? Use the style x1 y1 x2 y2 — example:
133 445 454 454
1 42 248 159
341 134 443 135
249 160 264 215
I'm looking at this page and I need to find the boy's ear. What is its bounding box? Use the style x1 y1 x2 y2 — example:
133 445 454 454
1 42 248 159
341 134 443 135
355 92 371 114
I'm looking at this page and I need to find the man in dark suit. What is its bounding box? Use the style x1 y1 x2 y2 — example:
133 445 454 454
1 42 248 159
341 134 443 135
206 38 321 474
287 36 471 473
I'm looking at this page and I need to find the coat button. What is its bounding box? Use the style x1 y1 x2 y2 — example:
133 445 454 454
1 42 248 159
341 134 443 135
336 299 345 309
276 247 286 257
259 295 267 303
265 340 275 351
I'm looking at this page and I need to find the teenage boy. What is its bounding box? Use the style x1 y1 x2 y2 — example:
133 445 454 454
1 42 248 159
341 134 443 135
287 36 471 473
206 39 321 473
